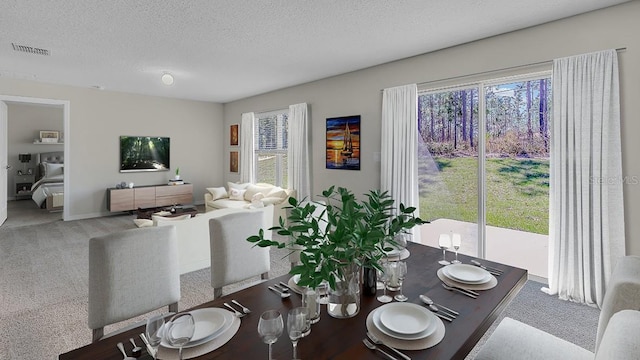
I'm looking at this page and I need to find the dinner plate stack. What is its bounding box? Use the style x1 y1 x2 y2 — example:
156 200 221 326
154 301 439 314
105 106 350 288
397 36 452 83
438 263 498 291
157 308 241 359
366 302 446 350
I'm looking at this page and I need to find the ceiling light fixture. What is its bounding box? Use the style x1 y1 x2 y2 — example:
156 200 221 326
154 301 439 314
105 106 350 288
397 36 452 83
161 72 174 86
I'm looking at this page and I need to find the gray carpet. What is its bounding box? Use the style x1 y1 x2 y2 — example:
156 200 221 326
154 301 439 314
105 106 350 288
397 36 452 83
0 202 600 360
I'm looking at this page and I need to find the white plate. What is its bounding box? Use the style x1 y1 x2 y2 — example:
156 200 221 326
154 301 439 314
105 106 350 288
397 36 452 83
443 264 490 283
372 304 437 340
293 274 300 284
379 303 430 334
442 266 491 284
161 308 233 349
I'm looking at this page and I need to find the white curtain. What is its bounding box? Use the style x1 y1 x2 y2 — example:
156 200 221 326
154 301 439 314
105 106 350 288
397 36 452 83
547 49 625 307
381 84 421 243
287 103 311 199
240 112 255 183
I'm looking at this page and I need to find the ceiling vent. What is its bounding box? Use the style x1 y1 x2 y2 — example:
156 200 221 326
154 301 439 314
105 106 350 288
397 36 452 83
12 43 50 56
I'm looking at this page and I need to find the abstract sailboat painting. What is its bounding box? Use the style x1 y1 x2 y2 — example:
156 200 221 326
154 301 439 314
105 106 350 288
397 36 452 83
326 115 360 170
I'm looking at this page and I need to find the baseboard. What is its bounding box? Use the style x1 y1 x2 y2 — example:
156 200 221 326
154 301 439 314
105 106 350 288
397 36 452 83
528 273 548 285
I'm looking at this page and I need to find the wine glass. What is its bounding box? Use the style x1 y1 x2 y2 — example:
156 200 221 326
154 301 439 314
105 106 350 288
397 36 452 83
164 313 195 360
145 314 166 360
287 307 308 360
377 261 392 303
451 233 462 264
258 310 283 360
438 233 451 265
393 261 408 302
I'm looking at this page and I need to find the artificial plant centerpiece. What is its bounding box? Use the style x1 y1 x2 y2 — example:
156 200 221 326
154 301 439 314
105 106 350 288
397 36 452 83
247 186 426 318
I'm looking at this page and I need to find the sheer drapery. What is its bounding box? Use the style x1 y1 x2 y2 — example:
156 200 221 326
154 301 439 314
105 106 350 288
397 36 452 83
547 49 625 306
381 84 421 243
287 103 311 199
240 112 255 183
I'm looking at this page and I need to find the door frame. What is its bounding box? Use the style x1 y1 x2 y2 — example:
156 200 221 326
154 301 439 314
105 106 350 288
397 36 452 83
0 95 70 221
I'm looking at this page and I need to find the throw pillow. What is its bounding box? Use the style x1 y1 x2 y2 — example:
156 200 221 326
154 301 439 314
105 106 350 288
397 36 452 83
206 187 228 200
133 219 153 228
267 187 288 200
227 182 250 191
229 188 247 201
43 162 64 178
244 184 273 201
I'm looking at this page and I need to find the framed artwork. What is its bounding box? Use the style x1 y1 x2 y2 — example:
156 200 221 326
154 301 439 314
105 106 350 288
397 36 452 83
230 151 239 173
39 130 59 143
326 115 360 170
230 124 239 146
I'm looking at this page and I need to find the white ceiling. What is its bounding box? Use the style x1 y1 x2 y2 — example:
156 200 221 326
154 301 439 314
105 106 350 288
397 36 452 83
0 0 630 103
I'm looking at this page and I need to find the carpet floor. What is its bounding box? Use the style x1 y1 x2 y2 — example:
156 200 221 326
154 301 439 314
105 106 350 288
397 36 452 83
0 202 600 359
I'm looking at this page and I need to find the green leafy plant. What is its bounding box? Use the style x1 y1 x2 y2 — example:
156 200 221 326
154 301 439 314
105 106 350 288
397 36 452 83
175 167 180 176
247 186 427 290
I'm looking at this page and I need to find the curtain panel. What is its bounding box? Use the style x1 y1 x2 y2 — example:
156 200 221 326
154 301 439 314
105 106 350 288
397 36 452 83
287 103 311 199
547 49 625 307
381 84 421 243
240 112 255 183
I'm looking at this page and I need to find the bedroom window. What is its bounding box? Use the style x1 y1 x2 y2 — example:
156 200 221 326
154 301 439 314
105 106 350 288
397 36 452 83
254 110 288 187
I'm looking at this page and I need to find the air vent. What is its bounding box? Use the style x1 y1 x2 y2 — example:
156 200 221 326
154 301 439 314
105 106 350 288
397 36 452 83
12 43 50 56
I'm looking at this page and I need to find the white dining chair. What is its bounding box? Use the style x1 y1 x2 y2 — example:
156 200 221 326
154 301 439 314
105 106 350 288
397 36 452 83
475 255 640 360
209 206 273 298
88 226 180 342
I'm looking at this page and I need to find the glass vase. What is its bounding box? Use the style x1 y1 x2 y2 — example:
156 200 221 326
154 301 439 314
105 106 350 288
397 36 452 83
327 263 361 319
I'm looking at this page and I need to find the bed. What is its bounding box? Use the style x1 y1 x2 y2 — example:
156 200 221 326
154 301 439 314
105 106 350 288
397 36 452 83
30 151 64 210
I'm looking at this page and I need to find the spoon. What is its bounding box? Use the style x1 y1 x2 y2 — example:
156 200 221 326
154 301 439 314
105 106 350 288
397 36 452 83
419 295 460 315
367 331 410 360
129 338 142 357
268 286 291 298
116 342 136 360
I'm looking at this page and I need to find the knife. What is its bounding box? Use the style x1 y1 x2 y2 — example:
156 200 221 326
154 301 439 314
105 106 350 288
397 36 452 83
139 333 155 358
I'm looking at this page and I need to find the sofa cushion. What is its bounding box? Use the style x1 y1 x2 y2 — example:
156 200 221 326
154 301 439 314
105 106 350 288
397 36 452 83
262 196 287 205
267 186 288 200
229 188 247 201
244 184 274 201
209 198 250 209
206 187 228 200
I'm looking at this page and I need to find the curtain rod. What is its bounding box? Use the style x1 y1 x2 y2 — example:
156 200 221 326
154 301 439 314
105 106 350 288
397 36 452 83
383 47 627 91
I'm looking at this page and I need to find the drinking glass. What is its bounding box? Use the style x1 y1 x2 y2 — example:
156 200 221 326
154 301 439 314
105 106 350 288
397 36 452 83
145 314 165 360
393 261 408 302
316 281 329 305
451 233 462 264
164 313 195 360
302 287 321 324
258 310 283 360
287 307 308 360
376 261 392 303
438 234 451 265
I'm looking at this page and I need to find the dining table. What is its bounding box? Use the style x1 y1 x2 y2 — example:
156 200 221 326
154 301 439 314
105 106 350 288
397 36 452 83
59 242 527 360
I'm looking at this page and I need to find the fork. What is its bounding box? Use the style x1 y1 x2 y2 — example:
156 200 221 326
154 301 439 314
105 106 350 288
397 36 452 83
442 283 478 298
231 299 251 314
363 338 398 360
223 302 246 317
367 331 411 360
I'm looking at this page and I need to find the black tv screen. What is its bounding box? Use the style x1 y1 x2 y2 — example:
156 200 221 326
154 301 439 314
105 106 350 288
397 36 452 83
120 136 170 172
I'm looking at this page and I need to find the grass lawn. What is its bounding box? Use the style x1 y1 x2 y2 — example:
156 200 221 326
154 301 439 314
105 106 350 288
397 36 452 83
418 156 549 234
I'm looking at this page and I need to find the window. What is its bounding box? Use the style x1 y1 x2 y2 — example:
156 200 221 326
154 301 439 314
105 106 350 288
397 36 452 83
254 110 288 187
418 73 551 276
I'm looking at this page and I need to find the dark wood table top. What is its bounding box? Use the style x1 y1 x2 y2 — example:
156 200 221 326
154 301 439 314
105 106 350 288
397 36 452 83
60 242 527 360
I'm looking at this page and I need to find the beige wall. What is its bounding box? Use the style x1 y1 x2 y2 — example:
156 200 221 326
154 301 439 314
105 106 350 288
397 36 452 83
0 80 224 219
223 2 640 255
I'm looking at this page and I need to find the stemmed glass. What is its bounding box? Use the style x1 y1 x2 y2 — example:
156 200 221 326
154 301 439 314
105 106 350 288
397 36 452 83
258 310 284 360
377 260 393 303
287 307 308 360
393 261 408 302
145 314 166 360
438 233 451 265
164 313 195 360
451 233 462 264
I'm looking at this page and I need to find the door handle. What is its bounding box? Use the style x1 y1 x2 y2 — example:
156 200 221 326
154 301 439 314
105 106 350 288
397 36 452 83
4 165 11 170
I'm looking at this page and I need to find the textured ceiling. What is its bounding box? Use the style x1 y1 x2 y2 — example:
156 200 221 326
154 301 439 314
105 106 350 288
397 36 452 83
0 0 630 103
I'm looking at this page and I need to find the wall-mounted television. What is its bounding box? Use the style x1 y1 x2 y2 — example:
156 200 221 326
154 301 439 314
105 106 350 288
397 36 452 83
120 136 170 172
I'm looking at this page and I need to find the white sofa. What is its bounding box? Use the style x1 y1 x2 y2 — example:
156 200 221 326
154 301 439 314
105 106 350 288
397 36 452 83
154 206 274 275
204 182 295 226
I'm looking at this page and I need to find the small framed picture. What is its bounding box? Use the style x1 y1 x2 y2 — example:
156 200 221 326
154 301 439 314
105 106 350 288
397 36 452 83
40 130 59 143
230 124 239 146
230 151 239 173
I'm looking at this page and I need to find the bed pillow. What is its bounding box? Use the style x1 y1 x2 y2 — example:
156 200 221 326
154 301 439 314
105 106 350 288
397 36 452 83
43 162 64 178
206 187 228 200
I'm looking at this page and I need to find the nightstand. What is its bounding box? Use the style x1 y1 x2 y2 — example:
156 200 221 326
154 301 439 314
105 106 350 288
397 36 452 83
15 174 35 200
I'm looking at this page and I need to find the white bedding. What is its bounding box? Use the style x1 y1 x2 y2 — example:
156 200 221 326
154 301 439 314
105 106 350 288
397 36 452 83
31 175 64 207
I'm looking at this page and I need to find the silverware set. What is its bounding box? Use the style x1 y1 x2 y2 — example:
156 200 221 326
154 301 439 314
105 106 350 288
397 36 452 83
441 283 479 298
471 259 504 276
419 294 459 322
224 300 251 317
268 285 291 298
366 331 411 360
